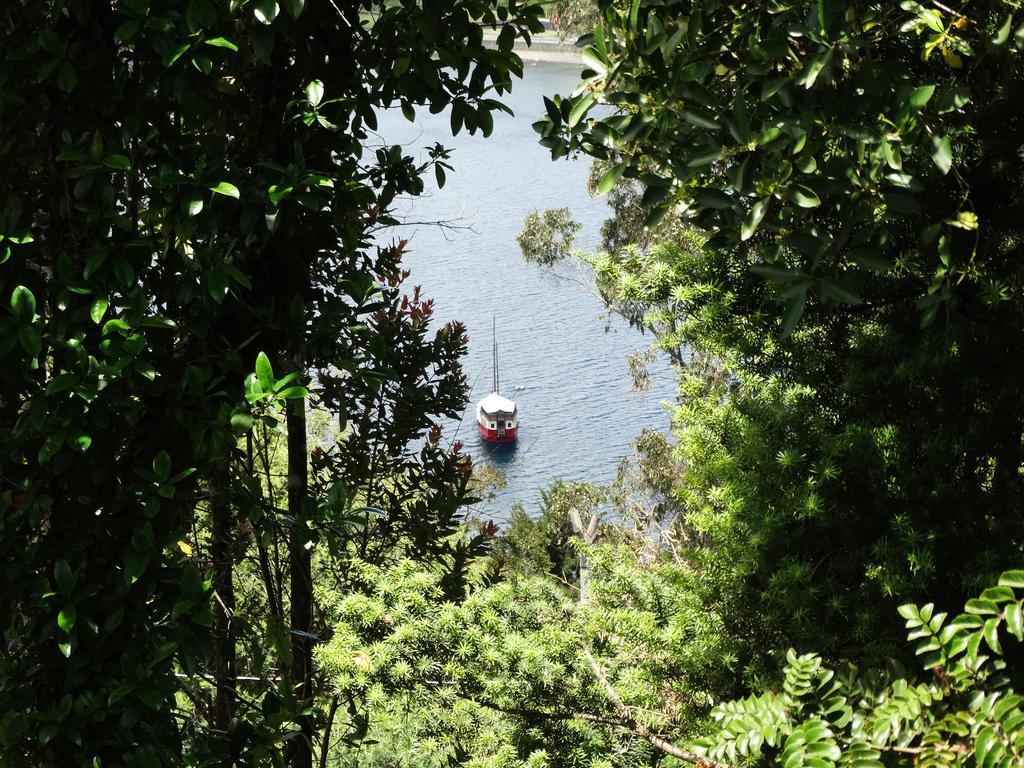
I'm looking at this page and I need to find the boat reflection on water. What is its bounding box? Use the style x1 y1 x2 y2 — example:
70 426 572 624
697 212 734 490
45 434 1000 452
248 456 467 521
476 435 520 469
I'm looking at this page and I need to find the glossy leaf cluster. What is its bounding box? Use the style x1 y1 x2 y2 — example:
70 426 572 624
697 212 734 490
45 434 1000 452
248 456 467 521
524 0 1024 661
0 0 542 764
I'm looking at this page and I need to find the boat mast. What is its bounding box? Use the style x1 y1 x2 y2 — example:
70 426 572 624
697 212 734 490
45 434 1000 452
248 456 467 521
492 316 499 394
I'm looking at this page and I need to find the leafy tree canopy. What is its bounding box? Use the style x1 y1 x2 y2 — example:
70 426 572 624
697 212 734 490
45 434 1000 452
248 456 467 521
526 0 1024 659
0 0 542 764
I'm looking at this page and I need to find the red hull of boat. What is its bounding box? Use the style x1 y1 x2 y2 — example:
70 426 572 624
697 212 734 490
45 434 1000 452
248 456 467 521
478 424 518 443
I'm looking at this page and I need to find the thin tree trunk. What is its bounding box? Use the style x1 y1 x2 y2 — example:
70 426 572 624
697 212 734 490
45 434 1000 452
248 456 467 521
249 433 282 621
209 461 236 756
569 507 600 601
288 394 314 768
319 694 340 768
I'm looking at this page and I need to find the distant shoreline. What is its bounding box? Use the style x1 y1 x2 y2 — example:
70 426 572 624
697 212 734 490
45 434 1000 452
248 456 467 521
518 47 582 64
481 31 582 64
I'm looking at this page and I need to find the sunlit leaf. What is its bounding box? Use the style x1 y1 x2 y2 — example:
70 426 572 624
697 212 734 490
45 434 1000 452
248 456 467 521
209 181 240 198
929 134 953 174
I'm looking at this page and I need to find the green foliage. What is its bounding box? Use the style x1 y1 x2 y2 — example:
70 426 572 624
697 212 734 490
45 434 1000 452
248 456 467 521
491 500 577 580
0 0 543 764
518 208 581 267
524 0 1024 663
540 0 1024 330
323 558 1024 768
492 479 608 580
547 0 601 39
320 541 740 767
696 570 1024 768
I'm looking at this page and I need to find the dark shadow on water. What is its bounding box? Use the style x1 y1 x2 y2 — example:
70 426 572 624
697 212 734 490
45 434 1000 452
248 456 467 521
476 437 520 469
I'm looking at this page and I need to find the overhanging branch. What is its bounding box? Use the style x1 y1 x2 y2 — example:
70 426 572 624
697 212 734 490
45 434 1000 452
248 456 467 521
421 677 736 768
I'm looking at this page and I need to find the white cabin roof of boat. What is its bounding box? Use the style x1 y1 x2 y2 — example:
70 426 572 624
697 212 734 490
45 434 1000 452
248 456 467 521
478 392 516 414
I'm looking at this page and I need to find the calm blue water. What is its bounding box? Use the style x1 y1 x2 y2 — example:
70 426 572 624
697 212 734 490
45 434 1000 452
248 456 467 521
376 60 676 519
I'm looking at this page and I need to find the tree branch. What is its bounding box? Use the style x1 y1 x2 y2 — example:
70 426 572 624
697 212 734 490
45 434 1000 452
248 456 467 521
422 677 736 768
583 651 732 768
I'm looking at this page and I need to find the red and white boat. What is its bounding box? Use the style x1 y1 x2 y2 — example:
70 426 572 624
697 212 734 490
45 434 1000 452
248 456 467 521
476 320 518 443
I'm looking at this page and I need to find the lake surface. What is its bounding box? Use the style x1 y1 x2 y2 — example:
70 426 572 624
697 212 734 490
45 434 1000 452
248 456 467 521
376 59 676 520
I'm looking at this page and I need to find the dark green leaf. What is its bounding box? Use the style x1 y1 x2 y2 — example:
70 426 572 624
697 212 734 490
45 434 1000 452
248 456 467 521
255 352 274 391
909 85 935 109
477 107 494 138
597 163 627 195
936 86 971 114
11 286 36 319
205 37 239 51
682 107 719 130
231 412 255 433
114 20 144 44
187 0 217 31
741 199 770 241
644 202 670 228
57 62 77 94
818 278 862 305
54 560 75 594
849 249 892 272
306 79 324 107
751 265 802 283
163 42 191 68
46 374 76 397
992 14 1013 47
191 51 213 75
112 256 135 288
185 195 204 217
38 431 64 463
794 156 817 174
798 49 831 89
58 605 77 633
788 185 821 208
108 683 136 705
929 135 952 175
567 92 595 129
18 326 41 357
71 434 92 452
543 97 560 126
268 185 292 205
124 550 150 586
884 192 920 215
593 18 606 62
209 181 239 199
90 297 108 324
686 145 723 168
283 0 305 18
153 451 172 482
133 360 156 381
694 188 734 209
254 0 279 24
781 290 807 337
